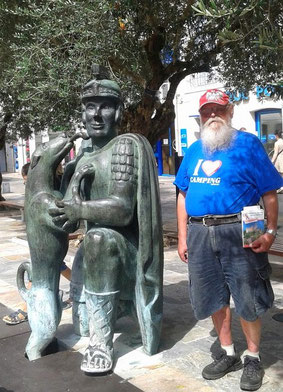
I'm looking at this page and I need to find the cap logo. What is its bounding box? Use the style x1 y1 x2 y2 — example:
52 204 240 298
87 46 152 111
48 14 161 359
199 88 230 110
206 90 223 102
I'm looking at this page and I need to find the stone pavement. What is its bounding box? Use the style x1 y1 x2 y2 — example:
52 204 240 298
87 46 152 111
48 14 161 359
0 173 283 391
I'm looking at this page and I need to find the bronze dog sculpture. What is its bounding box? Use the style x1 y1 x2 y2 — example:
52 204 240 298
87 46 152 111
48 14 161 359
17 133 86 360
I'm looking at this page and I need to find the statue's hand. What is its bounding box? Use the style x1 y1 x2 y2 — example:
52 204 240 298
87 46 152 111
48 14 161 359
49 191 82 232
49 163 94 231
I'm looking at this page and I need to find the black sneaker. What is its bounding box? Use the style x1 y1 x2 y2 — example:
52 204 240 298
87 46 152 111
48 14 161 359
240 355 264 391
202 349 243 380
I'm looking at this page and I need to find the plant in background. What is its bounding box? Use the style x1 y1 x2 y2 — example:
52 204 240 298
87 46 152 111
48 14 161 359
0 0 282 148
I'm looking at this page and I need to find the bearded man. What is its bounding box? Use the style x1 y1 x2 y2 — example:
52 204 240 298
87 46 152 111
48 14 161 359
174 89 282 391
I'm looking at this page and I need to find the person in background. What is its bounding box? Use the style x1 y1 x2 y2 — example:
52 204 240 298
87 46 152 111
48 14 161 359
21 162 30 184
175 89 282 391
271 130 283 193
2 162 72 325
55 162 64 191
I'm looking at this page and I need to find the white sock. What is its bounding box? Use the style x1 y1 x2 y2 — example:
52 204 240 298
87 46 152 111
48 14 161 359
221 344 235 356
241 349 260 362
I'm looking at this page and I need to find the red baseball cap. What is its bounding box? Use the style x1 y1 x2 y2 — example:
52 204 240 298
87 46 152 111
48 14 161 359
199 89 230 110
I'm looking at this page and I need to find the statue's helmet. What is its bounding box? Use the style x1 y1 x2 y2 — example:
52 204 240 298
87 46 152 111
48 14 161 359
81 64 122 103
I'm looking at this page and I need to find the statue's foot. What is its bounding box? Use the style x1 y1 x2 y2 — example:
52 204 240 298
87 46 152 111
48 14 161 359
25 341 47 360
80 342 113 373
25 337 58 360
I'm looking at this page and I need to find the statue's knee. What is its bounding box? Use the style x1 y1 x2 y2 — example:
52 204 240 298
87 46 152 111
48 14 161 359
84 229 118 259
85 229 107 249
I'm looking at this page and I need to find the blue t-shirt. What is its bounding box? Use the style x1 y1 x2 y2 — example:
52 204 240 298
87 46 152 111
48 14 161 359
174 131 283 216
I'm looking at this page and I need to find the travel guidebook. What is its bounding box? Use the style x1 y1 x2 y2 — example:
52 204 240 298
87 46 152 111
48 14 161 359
241 205 265 247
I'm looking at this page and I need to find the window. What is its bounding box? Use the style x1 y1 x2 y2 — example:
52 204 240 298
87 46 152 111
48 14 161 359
255 109 282 155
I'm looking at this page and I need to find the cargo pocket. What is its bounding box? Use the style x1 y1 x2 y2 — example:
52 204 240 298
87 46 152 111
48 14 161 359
255 263 274 315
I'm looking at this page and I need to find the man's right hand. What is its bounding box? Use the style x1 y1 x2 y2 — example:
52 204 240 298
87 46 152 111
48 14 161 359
178 240 188 263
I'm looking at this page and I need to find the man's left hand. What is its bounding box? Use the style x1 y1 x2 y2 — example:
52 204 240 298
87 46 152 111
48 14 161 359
250 233 275 253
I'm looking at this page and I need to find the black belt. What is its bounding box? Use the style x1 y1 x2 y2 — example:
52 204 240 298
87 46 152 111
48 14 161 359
189 214 241 226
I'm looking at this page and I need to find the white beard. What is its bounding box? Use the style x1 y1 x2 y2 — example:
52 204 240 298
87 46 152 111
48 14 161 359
201 117 235 153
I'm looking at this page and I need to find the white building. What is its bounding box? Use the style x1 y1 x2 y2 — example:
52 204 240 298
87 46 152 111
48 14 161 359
174 73 283 157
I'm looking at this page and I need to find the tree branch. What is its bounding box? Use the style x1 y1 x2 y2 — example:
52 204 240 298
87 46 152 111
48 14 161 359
108 56 146 87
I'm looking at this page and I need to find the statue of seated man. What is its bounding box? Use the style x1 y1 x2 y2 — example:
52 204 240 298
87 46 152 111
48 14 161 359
50 66 163 374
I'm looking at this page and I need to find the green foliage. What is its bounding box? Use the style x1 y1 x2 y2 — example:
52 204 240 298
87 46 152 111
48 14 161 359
193 0 283 96
0 0 282 144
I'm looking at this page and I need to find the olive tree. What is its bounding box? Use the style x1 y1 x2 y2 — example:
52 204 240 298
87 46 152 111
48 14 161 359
0 0 282 148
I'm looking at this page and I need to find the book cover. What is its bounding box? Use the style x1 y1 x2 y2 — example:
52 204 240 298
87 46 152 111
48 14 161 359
242 206 265 247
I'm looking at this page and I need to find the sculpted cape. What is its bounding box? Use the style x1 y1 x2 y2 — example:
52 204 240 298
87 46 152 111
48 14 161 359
130 133 163 354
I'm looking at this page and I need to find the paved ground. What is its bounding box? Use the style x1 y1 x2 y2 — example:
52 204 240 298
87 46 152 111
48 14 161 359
1 173 283 391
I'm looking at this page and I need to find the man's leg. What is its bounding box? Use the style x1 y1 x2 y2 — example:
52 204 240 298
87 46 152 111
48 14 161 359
202 306 242 380
240 317 261 353
212 306 232 346
239 317 264 391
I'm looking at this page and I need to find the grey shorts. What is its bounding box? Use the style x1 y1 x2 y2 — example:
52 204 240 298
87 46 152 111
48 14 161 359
187 222 274 321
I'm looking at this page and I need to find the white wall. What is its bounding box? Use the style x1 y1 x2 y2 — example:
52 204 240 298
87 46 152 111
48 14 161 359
232 92 282 135
5 143 15 172
174 74 283 155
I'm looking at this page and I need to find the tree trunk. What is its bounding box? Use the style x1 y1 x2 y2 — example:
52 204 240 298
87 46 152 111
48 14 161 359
0 172 5 201
0 113 12 201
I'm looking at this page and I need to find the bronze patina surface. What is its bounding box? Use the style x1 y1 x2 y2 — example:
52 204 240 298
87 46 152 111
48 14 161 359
22 65 163 373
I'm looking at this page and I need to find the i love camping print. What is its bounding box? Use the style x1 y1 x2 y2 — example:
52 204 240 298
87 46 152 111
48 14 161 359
190 159 222 186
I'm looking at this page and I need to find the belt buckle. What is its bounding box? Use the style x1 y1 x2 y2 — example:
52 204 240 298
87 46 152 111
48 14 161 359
202 217 208 226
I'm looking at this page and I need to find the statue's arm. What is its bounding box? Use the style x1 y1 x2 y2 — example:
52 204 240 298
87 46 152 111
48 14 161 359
77 137 138 225
75 182 137 226
51 137 138 228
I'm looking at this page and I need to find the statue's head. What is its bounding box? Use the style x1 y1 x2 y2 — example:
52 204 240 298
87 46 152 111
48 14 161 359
81 65 123 144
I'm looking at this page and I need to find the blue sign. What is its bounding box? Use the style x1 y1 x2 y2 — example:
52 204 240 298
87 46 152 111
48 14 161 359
226 84 277 103
256 85 275 98
13 145 19 170
225 90 249 103
180 128 188 156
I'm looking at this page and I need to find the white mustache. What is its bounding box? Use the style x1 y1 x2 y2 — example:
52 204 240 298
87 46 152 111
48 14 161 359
204 117 225 128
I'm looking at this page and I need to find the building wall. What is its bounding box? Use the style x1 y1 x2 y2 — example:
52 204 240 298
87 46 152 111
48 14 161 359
174 73 283 156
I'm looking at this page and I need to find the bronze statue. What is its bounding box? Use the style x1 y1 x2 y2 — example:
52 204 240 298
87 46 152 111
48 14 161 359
23 65 163 374
18 132 85 360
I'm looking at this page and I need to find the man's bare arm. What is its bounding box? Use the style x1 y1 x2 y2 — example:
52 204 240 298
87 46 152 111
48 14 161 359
251 190 278 253
177 190 188 263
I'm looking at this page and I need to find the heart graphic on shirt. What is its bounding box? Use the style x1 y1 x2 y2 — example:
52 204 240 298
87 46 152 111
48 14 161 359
202 160 222 176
